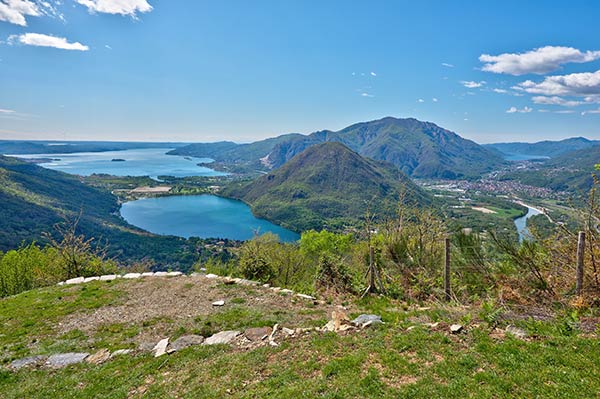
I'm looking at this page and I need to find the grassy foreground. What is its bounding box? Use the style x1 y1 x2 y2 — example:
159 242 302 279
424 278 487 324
1 279 599 398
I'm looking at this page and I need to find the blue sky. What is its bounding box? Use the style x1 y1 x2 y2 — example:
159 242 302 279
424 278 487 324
1 0 600 143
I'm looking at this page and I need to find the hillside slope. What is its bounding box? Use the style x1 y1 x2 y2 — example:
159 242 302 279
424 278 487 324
224 142 430 231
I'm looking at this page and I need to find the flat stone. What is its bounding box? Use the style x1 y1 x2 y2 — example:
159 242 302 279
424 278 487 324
65 277 85 285
205 273 219 279
86 349 111 365
352 314 383 328
203 331 240 345
505 325 527 339
9 355 47 370
238 279 260 286
296 293 316 300
57 282 64 286
99 274 117 281
153 338 169 357
110 349 133 358
281 327 295 336
46 353 89 368
154 271 169 277
83 276 100 283
141 272 155 277
138 342 156 352
212 300 225 306
280 289 294 294
450 324 463 334
166 271 182 277
168 335 204 352
244 327 272 341
123 273 141 279
262 283 270 288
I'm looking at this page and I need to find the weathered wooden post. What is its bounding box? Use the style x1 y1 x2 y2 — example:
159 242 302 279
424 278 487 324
576 231 585 296
444 237 451 301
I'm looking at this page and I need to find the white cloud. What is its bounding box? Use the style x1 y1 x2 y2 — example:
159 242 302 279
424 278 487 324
442 62 454 68
76 0 152 17
582 109 600 115
461 80 486 88
0 108 16 114
480 46 600 76
8 33 89 51
360 92 374 98
0 0 40 26
531 96 582 107
417 98 424 103
506 106 532 113
514 70 600 97
432 98 438 102
105 44 112 50
370 71 376 77
493 88 508 94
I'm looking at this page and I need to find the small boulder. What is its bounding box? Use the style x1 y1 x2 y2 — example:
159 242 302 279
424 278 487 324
154 271 168 277
110 349 133 358
83 276 100 283
46 353 89 368
153 338 169 357
66 277 85 285
351 314 383 328
450 324 463 334
205 274 219 279
168 335 205 353
99 274 117 281
166 271 182 277
141 272 155 277
212 300 225 307
296 293 316 300
123 273 141 279
203 331 240 345
9 355 47 370
505 325 527 339
86 349 111 365
244 327 272 342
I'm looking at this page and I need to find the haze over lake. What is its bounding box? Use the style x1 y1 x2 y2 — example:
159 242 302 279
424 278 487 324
12 148 226 178
120 195 299 242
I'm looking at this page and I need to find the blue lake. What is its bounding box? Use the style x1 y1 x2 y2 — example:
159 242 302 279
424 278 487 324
11 148 226 178
504 153 550 161
120 194 300 242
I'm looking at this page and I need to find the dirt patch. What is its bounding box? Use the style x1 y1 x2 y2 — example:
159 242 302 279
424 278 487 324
58 276 339 345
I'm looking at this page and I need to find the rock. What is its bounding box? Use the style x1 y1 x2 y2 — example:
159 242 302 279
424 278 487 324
123 273 141 279
450 324 463 334
154 271 168 277
46 353 89 368
138 342 156 352
281 327 295 336
296 293 316 300
270 287 281 292
168 335 205 352
57 282 64 286
204 331 240 345
262 283 271 288
86 349 111 365
153 338 169 357
166 271 182 277
205 273 219 279
332 310 350 330
406 326 416 331
110 349 133 358
238 279 260 286
269 324 279 347
322 320 336 332
66 277 85 285
9 355 47 370
244 327 272 341
351 314 383 328
212 300 225 306
141 272 155 277
83 276 100 283
279 289 294 295
99 274 117 281
424 322 440 328
505 325 527 339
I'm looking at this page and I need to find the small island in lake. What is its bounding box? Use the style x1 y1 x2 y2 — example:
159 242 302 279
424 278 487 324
111 158 126 162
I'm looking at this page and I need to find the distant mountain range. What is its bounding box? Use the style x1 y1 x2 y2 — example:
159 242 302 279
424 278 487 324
0 141 188 155
485 137 600 159
171 117 506 179
223 142 431 231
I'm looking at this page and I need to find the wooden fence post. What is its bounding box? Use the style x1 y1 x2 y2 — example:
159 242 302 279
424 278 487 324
369 245 375 290
444 237 451 301
576 231 585 296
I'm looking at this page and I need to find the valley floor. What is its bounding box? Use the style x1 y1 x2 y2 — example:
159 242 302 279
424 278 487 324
1 276 599 398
